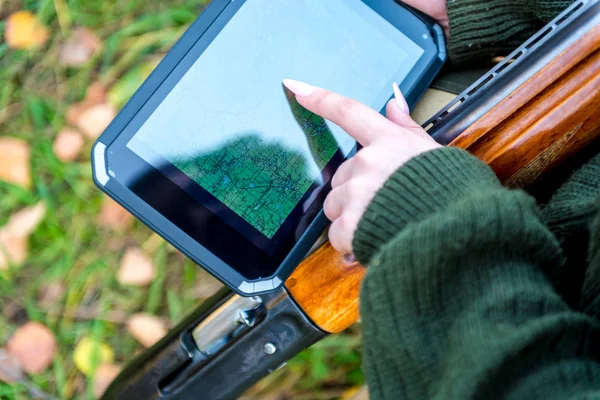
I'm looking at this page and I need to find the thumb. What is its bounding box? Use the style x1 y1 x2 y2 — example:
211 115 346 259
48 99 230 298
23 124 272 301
385 83 423 132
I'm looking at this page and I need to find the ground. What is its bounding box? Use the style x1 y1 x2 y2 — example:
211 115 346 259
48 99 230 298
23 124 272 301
0 1 364 399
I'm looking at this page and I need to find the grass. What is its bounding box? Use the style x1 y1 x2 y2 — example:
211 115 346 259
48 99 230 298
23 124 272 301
0 0 364 398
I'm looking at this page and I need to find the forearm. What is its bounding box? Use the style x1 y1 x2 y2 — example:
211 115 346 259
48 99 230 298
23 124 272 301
447 0 573 64
356 148 600 399
540 152 600 308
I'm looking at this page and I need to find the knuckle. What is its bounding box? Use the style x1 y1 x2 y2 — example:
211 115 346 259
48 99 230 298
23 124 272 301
346 179 365 197
340 97 359 112
315 92 333 110
329 220 351 254
323 194 335 220
353 149 376 169
331 171 343 188
339 213 358 236
333 97 359 120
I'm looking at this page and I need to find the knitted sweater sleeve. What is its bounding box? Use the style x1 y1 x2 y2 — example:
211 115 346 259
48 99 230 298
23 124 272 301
446 0 573 64
540 153 600 313
355 147 600 400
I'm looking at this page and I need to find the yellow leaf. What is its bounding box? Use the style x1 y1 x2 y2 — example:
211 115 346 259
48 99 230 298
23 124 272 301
5 11 49 50
107 58 160 108
73 337 115 377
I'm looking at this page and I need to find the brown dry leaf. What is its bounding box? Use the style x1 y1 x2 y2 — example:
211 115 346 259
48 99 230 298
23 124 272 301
7 322 57 374
0 234 27 270
0 137 30 189
75 103 116 140
93 363 120 398
38 282 65 306
5 11 49 50
0 349 24 384
59 27 103 67
127 313 167 347
97 196 133 231
1 202 46 237
66 82 107 126
53 128 84 162
0 202 46 269
117 248 155 287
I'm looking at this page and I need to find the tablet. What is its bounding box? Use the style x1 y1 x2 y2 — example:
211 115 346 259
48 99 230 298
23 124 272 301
92 0 446 295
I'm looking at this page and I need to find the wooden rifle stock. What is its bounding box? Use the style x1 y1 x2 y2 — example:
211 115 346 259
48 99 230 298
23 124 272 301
287 19 600 334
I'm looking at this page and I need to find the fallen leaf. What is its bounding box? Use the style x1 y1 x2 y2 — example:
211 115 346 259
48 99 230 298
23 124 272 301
53 128 84 162
97 197 133 231
38 282 65 306
0 202 46 269
75 103 116 139
73 337 115 377
127 313 167 347
117 248 155 287
0 234 27 270
2 202 46 237
0 137 30 189
348 387 370 400
93 363 120 398
66 82 107 126
0 349 24 384
7 322 57 374
59 27 103 67
5 11 49 50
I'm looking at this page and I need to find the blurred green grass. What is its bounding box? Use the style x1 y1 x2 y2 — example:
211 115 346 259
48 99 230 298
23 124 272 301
0 0 364 399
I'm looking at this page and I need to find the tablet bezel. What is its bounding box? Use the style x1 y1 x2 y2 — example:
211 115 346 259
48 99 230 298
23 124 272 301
92 0 446 295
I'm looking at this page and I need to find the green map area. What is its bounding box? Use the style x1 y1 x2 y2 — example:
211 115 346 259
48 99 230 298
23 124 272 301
170 100 339 238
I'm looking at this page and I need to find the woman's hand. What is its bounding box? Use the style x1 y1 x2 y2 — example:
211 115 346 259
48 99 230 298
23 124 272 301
402 0 449 38
283 79 441 254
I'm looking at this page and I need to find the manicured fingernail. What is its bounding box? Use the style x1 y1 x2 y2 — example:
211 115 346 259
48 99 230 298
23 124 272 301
393 82 409 115
283 79 315 97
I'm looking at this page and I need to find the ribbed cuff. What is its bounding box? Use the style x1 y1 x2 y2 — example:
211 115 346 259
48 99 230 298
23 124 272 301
353 147 502 264
447 0 538 65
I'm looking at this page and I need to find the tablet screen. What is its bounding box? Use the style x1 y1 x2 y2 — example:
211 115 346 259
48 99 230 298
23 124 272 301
127 0 424 248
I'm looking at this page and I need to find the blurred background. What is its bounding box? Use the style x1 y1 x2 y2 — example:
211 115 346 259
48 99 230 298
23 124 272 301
0 1 365 398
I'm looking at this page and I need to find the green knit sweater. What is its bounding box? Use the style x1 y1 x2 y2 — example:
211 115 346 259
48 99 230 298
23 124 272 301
357 1 600 399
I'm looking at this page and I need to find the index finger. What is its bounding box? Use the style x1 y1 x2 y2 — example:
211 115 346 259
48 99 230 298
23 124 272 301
283 79 395 146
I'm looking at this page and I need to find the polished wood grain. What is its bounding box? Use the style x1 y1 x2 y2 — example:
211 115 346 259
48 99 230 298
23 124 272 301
285 242 365 333
452 24 600 186
286 25 600 333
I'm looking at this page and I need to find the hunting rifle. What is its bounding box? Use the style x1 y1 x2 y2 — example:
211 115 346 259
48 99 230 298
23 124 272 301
102 1 600 398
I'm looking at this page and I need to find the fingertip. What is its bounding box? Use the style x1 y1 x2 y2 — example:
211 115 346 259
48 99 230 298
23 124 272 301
385 98 424 132
282 78 315 97
385 98 408 126
392 82 409 115
328 219 352 255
